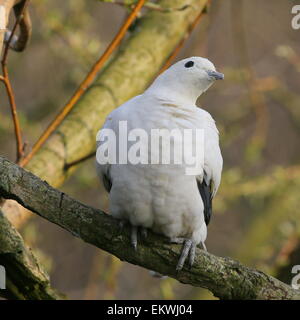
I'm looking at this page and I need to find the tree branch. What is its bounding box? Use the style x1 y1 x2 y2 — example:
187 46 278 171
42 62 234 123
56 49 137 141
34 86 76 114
0 0 30 163
99 0 190 12
0 157 299 300
0 207 63 299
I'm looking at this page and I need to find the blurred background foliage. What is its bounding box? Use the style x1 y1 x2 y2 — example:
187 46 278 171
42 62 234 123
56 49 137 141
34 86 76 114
1 0 300 299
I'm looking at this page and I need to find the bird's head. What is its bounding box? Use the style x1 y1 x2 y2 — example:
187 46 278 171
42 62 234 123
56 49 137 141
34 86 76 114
147 57 224 105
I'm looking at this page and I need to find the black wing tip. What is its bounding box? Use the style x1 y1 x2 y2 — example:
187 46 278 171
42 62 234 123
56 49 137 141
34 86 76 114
197 179 213 226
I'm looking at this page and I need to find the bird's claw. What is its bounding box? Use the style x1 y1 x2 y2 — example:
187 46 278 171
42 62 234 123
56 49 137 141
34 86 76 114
141 227 148 239
131 226 138 250
119 220 125 230
176 239 194 271
130 226 148 250
119 220 148 250
170 237 205 271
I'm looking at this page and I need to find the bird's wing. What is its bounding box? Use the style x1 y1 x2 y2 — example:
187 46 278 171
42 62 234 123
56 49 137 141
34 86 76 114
196 110 223 225
197 177 212 226
96 113 114 193
96 95 142 193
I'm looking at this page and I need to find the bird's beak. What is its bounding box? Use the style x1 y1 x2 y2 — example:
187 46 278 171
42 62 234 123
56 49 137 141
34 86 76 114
207 70 224 80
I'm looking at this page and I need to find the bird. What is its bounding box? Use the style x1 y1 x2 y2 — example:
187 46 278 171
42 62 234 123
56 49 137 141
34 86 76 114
96 57 223 271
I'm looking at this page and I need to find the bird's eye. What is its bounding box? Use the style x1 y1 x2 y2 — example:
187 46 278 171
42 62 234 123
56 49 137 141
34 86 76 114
184 61 194 68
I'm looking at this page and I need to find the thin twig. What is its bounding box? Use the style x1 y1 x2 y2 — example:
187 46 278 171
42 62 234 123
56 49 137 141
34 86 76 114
1 0 30 163
1 71 24 162
64 151 96 170
109 0 190 12
19 0 146 167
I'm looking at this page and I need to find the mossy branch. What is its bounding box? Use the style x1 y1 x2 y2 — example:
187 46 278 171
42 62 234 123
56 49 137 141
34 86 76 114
0 157 299 300
0 207 63 300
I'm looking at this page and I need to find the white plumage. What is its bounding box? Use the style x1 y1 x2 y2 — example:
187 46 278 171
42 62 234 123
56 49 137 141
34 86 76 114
96 57 223 270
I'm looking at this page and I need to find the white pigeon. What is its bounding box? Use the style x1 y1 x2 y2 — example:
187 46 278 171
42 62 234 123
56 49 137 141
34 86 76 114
96 57 223 270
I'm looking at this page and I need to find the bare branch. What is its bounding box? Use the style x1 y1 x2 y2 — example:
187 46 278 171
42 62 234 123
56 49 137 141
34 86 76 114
0 156 299 300
64 151 96 170
0 69 24 162
0 0 30 162
100 0 190 12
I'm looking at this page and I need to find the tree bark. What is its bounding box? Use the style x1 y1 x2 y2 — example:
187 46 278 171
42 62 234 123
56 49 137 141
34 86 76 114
0 207 63 299
0 156 299 300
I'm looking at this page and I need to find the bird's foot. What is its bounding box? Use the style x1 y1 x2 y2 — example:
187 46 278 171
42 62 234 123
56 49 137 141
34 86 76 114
119 220 148 250
131 226 138 250
141 227 148 239
176 239 196 271
129 225 148 251
170 237 206 271
119 220 126 230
